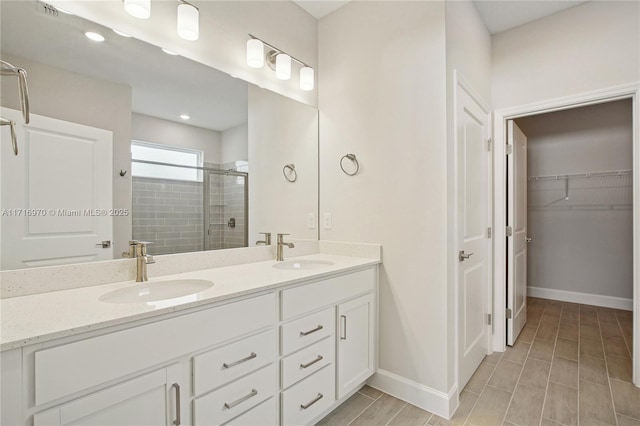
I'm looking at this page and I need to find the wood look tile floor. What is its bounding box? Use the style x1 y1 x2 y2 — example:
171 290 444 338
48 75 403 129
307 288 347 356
317 298 639 426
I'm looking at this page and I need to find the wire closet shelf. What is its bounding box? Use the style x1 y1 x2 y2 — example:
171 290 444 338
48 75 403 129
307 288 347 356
527 169 632 211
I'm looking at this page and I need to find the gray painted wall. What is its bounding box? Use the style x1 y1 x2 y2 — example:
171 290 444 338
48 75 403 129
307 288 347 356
517 99 633 299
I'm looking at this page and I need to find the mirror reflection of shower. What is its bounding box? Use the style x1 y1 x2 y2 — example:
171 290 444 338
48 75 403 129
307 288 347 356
131 142 248 256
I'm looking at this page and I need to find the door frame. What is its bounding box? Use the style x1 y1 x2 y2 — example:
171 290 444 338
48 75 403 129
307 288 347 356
453 70 493 394
491 82 640 386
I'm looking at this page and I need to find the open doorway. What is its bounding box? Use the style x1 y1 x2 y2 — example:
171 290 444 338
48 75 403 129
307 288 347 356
507 99 633 346
493 85 639 389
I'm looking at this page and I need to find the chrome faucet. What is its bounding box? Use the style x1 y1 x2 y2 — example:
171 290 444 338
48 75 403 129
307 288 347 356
256 232 272 246
276 233 295 261
123 240 155 282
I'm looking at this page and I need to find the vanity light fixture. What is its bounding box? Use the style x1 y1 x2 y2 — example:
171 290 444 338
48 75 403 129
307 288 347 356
162 48 179 56
275 53 291 80
246 39 264 68
85 31 105 42
177 1 199 41
247 34 315 91
124 0 151 19
300 66 314 91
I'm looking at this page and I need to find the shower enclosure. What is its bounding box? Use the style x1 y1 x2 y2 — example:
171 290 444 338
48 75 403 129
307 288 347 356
131 160 248 256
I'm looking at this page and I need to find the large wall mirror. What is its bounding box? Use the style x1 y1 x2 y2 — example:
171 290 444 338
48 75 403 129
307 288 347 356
0 1 318 270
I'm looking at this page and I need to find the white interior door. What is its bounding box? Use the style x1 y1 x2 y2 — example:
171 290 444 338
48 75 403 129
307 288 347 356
456 77 492 390
507 120 528 345
1 108 113 269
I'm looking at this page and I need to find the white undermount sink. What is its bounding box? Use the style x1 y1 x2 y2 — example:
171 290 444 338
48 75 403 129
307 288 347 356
272 259 335 270
99 279 214 304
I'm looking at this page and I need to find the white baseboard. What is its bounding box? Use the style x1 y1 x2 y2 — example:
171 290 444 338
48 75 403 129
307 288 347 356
528 286 632 311
367 369 458 419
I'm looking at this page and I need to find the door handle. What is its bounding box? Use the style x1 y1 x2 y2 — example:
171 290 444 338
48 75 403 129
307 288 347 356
96 241 111 248
525 237 532 243
459 251 474 262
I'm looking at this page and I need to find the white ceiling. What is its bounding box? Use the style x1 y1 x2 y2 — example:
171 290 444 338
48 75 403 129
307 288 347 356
0 1 248 133
293 0 589 35
473 0 589 34
292 1 351 19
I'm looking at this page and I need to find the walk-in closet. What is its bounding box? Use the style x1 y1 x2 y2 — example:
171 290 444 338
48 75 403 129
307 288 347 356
516 98 633 344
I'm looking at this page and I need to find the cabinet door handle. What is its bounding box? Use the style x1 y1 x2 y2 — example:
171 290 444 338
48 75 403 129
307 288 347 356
300 355 324 369
300 324 323 336
223 352 257 369
172 383 181 426
340 315 347 340
300 393 323 410
224 389 258 409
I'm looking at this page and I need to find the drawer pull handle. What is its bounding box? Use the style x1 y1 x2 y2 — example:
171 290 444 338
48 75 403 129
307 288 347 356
300 324 323 336
223 352 257 369
300 355 324 369
172 383 181 426
300 393 323 410
224 389 258 409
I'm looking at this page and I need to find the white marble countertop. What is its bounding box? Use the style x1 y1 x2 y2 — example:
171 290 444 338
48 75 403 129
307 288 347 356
0 254 379 351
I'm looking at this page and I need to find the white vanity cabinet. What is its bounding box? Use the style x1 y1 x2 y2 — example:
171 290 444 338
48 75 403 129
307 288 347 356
24 292 278 426
337 293 375 399
33 364 183 426
2 263 378 426
279 267 377 425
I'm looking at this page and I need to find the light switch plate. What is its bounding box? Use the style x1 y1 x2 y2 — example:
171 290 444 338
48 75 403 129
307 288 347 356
307 213 316 229
323 213 332 230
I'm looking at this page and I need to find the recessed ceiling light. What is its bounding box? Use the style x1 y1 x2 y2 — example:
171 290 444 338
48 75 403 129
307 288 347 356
162 48 178 56
113 29 132 38
180 114 190 120
85 32 105 42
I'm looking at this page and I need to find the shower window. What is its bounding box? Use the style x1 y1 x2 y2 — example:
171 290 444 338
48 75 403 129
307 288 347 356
131 140 203 182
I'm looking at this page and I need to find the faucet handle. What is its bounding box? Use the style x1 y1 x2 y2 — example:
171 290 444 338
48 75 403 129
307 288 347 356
257 232 272 245
135 241 153 256
123 240 139 258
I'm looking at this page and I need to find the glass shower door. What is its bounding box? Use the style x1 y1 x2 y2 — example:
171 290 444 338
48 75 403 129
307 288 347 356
204 170 248 251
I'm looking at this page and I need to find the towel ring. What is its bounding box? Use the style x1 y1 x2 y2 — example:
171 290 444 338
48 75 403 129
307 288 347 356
283 163 297 182
340 154 359 176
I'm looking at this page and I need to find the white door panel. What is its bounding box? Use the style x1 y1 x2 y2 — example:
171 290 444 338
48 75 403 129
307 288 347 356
507 120 528 345
456 77 492 391
1 108 113 269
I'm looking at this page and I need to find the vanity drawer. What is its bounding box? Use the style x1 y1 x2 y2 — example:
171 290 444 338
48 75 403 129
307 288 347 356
34 293 276 406
193 329 276 396
281 268 375 320
281 337 334 389
193 364 276 426
281 308 334 355
222 397 277 425
281 365 335 426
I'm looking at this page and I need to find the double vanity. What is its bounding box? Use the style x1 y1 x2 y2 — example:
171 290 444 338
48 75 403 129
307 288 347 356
0 247 380 426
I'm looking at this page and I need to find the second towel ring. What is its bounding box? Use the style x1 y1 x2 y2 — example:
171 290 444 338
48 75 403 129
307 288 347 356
283 163 297 182
340 154 359 176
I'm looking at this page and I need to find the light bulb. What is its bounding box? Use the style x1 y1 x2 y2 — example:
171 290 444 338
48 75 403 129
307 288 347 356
275 54 291 80
124 0 150 19
247 39 264 68
300 67 314 91
85 32 105 42
177 2 199 41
